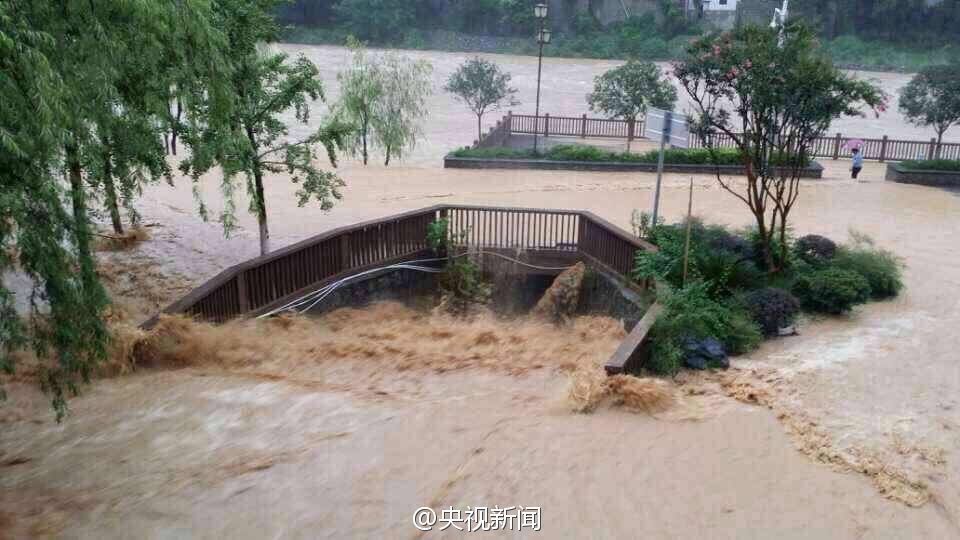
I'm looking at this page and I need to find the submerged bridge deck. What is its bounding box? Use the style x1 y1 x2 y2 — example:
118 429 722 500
146 205 659 374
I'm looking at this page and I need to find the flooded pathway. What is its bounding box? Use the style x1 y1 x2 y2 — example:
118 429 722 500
3 44 960 538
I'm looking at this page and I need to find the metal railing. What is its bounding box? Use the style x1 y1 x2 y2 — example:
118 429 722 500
146 205 656 326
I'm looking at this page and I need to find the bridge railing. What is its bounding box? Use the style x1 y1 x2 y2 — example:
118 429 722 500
505 113 643 142
146 205 656 326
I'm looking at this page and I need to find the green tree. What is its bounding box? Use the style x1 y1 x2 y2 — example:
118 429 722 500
336 39 384 166
372 53 432 165
899 63 960 156
183 0 350 256
587 59 677 151
1 0 227 418
445 57 519 142
673 23 884 272
332 0 424 43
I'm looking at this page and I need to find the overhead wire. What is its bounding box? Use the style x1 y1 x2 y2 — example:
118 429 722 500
255 249 576 318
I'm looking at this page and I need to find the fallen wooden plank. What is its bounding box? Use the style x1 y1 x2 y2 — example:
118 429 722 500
605 303 663 375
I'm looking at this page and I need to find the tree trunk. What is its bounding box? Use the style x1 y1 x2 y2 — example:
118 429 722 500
756 215 776 272
384 143 391 166
477 114 482 142
254 168 270 255
936 129 945 159
361 119 369 165
778 212 789 272
101 147 124 235
246 125 270 255
66 143 96 278
171 98 182 156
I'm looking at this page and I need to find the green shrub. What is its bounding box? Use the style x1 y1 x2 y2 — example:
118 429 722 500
648 282 762 375
791 268 871 314
545 144 611 161
634 218 762 297
452 144 812 168
899 159 960 171
438 256 491 315
742 225 797 272
830 233 904 299
426 218 449 253
743 287 801 336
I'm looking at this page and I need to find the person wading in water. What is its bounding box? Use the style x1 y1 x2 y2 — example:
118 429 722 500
851 147 864 179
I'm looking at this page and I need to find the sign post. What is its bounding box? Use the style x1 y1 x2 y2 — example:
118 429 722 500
645 107 689 225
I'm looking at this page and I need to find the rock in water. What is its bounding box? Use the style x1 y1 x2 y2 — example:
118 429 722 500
531 262 586 323
683 337 729 370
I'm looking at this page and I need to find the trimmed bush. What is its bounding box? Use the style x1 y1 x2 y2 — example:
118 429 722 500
451 144 811 167
831 246 904 299
708 227 755 261
449 146 532 159
792 268 871 314
794 234 837 264
545 144 612 161
899 159 960 172
743 288 801 336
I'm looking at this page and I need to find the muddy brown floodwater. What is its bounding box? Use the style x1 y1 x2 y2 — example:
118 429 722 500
3 44 960 538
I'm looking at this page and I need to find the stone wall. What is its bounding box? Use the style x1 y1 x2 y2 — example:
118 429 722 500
302 266 441 317
885 163 960 187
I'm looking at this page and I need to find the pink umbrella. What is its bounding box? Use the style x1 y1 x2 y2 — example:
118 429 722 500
843 138 864 151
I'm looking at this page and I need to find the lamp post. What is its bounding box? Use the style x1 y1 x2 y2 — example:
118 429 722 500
771 0 789 46
763 0 789 177
533 3 550 154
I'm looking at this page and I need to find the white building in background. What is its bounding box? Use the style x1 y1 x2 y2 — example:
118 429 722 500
699 0 739 12
685 0 740 29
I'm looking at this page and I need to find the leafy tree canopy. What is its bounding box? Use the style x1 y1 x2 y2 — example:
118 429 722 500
182 0 350 256
673 22 884 272
1 0 228 419
444 57 519 141
371 52 432 165
333 0 426 43
588 59 678 122
899 63 960 146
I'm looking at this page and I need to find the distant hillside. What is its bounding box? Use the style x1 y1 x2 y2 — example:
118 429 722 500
277 0 960 72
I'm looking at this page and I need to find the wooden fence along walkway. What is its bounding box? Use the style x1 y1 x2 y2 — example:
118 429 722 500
475 113 960 162
148 204 656 326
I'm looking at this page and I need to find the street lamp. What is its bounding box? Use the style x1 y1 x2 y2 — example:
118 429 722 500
533 3 549 154
771 0 790 46
534 2 548 19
